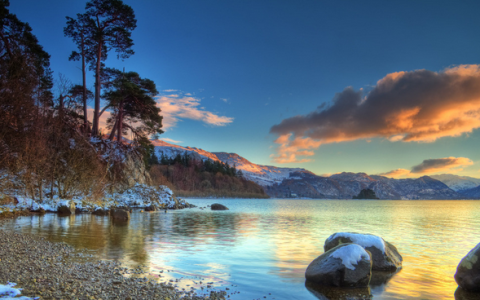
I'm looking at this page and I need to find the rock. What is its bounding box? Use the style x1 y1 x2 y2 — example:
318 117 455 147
455 287 480 300
455 242 480 292
353 188 379 199
116 206 132 213
305 281 372 300
305 243 372 288
324 232 402 271
92 208 109 216
211 203 229 210
144 205 156 212
111 208 130 221
57 201 75 215
369 270 397 289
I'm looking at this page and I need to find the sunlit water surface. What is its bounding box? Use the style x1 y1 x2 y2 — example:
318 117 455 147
2 199 480 299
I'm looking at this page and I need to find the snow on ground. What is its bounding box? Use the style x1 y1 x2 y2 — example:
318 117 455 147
0 282 37 299
0 184 180 213
110 184 178 209
331 244 370 270
327 232 386 253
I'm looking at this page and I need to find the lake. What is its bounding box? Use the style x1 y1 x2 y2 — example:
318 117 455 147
1 199 479 299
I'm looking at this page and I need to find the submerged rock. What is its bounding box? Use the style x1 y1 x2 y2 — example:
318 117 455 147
305 243 372 288
57 200 75 215
111 208 130 221
455 286 480 300
324 232 402 271
92 208 110 216
145 205 156 211
305 281 372 300
211 203 229 210
455 242 480 292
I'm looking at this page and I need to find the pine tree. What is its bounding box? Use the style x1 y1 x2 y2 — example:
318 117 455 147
83 0 137 136
102 68 163 142
64 13 95 134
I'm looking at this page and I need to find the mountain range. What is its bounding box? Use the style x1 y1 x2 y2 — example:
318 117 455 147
152 140 480 199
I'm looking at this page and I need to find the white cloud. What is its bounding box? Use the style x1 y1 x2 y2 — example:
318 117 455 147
160 137 182 144
156 92 233 131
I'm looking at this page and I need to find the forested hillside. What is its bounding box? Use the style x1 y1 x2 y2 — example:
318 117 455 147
149 154 269 198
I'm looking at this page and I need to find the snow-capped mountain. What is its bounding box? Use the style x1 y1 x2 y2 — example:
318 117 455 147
430 174 480 192
152 140 476 199
152 140 311 186
151 140 219 162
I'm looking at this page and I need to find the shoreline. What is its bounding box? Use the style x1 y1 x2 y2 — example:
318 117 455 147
0 229 226 300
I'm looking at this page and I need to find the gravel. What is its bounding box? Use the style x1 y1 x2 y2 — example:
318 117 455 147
0 229 226 300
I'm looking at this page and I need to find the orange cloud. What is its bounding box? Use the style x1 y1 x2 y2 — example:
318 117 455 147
271 134 322 163
378 168 411 178
87 108 111 134
411 157 473 174
270 65 480 162
379 157 474 178
156 93 233 130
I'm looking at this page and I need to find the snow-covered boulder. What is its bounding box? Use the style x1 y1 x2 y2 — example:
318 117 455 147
305 243 372 287
455 242 480 292
57 200 75 215
324 232 402 271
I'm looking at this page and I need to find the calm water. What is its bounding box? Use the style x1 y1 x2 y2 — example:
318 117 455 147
2 199 480 299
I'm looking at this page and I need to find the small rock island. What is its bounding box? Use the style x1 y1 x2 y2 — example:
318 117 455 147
353 188 379 199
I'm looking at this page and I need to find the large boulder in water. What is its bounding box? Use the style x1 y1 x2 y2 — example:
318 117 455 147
57 200 75 215
324 232 402 271
305 243 372 288
111 208 130 221
455 242 480 292
211 203 229 210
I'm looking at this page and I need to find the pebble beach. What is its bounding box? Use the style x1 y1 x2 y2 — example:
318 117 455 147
0 228 226 300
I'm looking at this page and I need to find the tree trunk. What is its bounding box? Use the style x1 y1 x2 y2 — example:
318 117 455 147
81 32 88 135
117 100 123 142
109 119 117 140
92 40 103 136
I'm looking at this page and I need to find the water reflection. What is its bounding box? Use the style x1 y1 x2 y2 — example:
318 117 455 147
1 199 480 299
305 281 372 300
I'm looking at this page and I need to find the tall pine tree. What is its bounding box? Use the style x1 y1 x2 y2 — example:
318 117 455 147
84 0 136 136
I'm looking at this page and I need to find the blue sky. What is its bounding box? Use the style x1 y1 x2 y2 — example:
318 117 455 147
10 0 480 177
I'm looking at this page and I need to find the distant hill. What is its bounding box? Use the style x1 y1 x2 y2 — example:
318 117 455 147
430 174 480 192
153 140 311 186
266 171 463 200
458 185 480 198
152 140 473 200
